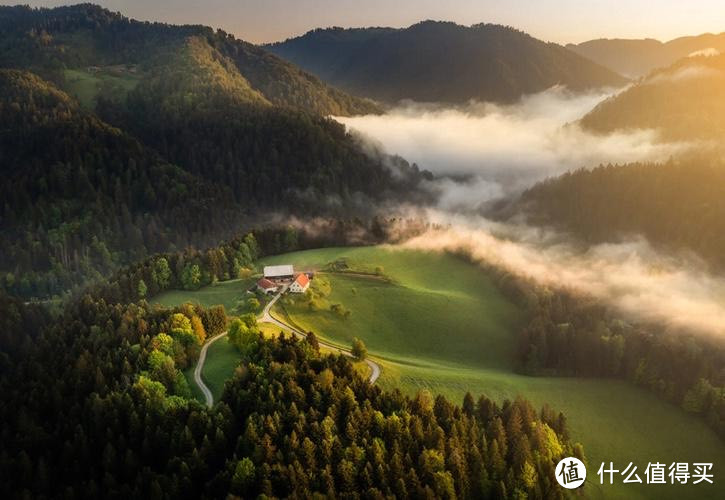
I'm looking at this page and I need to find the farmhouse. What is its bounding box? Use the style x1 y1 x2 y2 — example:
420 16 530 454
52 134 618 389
256 278 279 295
289 273 310 293
263 264 294 281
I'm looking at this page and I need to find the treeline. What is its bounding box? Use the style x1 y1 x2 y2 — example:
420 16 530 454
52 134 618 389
0 284 579 498
478 259 725 439
87 218 429 306
514 156 725 270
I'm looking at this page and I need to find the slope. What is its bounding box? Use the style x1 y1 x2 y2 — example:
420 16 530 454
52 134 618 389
580 53 725 141
0 69 241 298
0 3 378 116
511 156 725 270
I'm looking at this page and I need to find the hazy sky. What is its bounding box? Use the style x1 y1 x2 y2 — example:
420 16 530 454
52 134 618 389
5 1 725 45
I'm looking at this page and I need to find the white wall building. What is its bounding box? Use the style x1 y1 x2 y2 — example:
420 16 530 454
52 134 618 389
289 273 310 293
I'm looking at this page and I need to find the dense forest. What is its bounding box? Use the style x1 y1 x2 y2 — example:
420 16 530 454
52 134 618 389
0 69 242 299
0 229 580 498
267 21 626 104
96 35 430 210
0 5 433 300
479 260 725 440
0 3 379 116
579 53 725 140
511 157 725 270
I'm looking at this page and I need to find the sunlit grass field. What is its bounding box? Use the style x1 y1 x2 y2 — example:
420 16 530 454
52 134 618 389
154 277 259 314
261 246 725 500
155 246 724 499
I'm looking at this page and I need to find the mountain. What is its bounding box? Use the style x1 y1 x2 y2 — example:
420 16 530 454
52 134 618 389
0 3 378 116
510 155 725 270
266 21 627 104
579 53 725 141
0 6 432 299
567 33 725 77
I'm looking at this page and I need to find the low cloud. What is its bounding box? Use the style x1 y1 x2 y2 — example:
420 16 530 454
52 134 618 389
337 86 690 205
338 88 725 337
644 64 723 85
398 211 725 337
688 47 720 58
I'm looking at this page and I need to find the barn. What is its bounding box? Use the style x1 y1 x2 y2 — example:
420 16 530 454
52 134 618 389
263 265 294 281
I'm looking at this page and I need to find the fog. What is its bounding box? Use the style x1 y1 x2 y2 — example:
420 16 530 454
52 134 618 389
336 87 725 336
337 86 689 204
400 211 725 336
646 64 723 85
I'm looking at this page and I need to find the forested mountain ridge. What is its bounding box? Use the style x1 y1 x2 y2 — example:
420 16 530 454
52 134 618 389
510 156 725 270
266 21 627 104
579 53 725 141
0 6 433 299
0 69 243 298
0 3 379 116
567 32 725 77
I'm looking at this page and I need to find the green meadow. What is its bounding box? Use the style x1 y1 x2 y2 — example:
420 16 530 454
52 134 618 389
154 277 260 314
261 246 725 500
156 246 724 499
64 68 141 109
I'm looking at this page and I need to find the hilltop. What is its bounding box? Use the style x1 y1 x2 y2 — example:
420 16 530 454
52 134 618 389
567 32 725 77
267 21 627 104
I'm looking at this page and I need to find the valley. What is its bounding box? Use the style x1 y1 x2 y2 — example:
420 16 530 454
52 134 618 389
3 3 725 498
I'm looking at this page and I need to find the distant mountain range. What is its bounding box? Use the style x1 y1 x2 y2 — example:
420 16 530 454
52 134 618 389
266 21 627 104
580 52 725 141
567 33 725 77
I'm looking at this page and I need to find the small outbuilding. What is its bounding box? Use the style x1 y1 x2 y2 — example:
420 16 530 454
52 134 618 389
289 273 310 293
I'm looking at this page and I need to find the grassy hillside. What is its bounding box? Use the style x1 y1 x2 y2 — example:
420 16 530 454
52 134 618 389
63 68 140 109
267 21 626 104
260 246 725 500
154 277 258 314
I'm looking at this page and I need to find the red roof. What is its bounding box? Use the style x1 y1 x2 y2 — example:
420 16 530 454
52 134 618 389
294 273 309 287
257 278 277 289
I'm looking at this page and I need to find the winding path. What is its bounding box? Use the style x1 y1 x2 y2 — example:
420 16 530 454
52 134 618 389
259 289 381 384
194 288 382 407
194 330 228 408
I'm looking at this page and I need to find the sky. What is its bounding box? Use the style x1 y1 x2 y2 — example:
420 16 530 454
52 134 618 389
6 0 725 45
